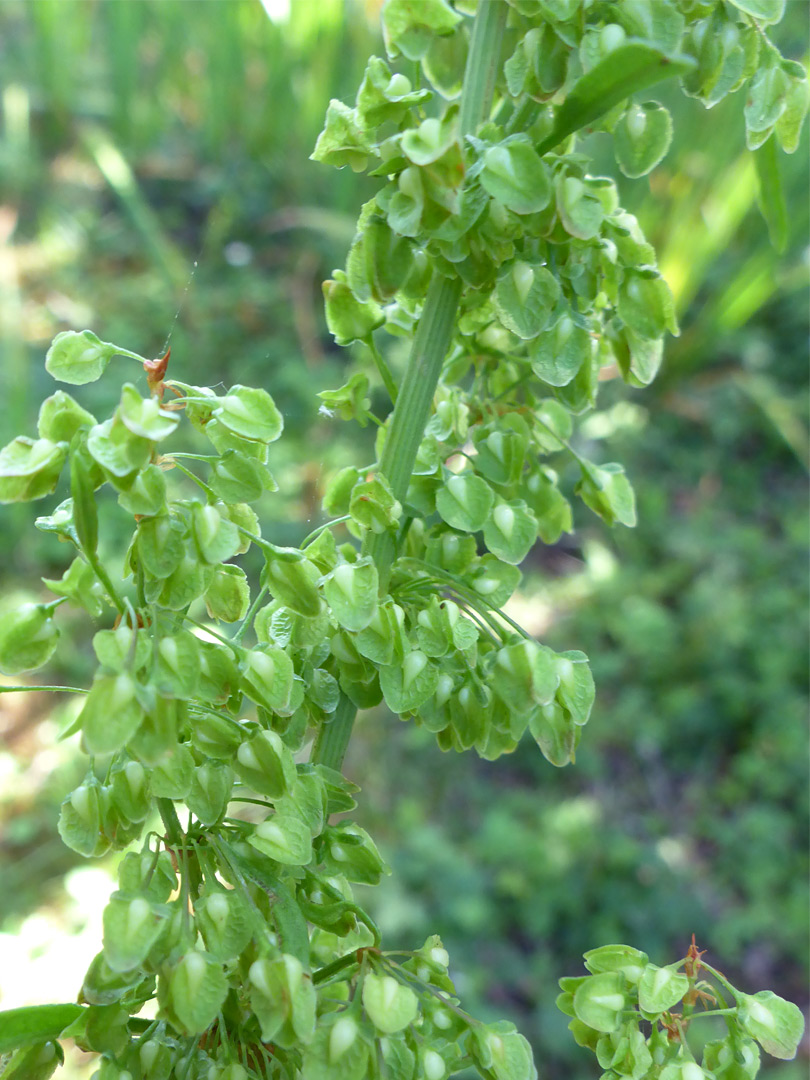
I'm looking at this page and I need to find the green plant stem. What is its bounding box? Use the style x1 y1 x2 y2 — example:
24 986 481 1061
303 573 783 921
310 0 507 774
0 685 87 694
87 550 126 615
365 335 398 404
300 515 351 549
157 798 183 846
233 582 268 644
309 687 359 773
458 0 507 139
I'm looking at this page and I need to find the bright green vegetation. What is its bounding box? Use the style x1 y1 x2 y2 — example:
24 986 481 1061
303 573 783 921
0 3 807 1080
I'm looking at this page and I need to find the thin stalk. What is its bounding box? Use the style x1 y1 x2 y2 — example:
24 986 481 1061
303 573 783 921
171 459 217 499
87 550 126 615
0 684 86 694
300 515 351 549
233 582 268 644
365 335 398 404
310 0 508 773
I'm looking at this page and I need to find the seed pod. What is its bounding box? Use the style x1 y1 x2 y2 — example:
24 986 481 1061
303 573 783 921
0 602 59 674
234 728 296 798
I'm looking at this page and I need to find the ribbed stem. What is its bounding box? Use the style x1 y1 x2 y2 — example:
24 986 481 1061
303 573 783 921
459 0 507 139
309 688 358 773
310 0 508 773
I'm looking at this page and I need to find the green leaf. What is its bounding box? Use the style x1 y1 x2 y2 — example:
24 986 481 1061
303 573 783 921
205 565 250 622
754 137 788 252
324 822 389 885
235 728 296 798
186 760 233 826
157 553 213 611
536 43 695 155
322 465 362 516
349 475 402 534
191 503 241 565
576 462 637 527
386 166 424 236
382 0 462 62
555 651 595 726
70 445 99 556
109 760 150 823
530 315 593 387
422 24 467 100
556 175 604 241
0 1005 84 1054
117 464 167 517
356 58 432 127
472 420 529 486
322 557 379 632
57 780 109 857
745 61 790 139
493 639 559 715
637 964 689 1014
737 990 805 1060
323 277 385 346
195 886 255 962
128 697 183 766
583 945 649 984
307 668 341 715
354 600 407 666
479 138 551 215
249 813 313 865
318 372 372 424
302 1016 369 1080
163 951 228 1036
362 973 419 1034
380 649 439 713
214 385 283 443
79 673 145 756
572 972 627 1033
87 418 152 481
311 99 375 172
436 472 495 532
209 450 276 503
248 954 316 1046
45 330 116 385
156 632 201 697
224 842 310 966
482 500 538 564
466 554 521 608
401 113 460 167
0 1040 64 1080
530 701 579 766
262 546 322 618
614 101 673 178
119 384 179 441
136 513 186 578
241 646 296 714
775 71 810 154
149 742 194 799
0 437 67 503
493 261 561 339
728 0 785 24
102 892 168 973
0 602 59 675
43 558 106 618
37 392 96 443
469 1022 537 1080
92 624 150 674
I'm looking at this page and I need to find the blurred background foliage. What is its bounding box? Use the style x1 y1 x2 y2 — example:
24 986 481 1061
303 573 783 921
0 2 806 1079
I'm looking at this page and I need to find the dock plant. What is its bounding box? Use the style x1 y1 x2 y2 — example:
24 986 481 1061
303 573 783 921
0 2 806 1079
